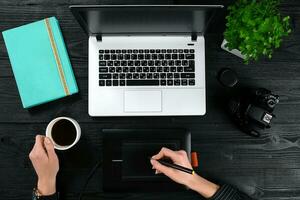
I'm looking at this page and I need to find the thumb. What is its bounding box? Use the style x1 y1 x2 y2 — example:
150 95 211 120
150 159 173 177
44 137 56 158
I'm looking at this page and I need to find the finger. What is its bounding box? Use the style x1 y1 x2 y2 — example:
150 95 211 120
150 159 174 177
44 137 57 159
152 147 179 161
34 135 47 154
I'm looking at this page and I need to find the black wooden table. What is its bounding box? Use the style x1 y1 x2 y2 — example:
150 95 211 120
1 1 300 200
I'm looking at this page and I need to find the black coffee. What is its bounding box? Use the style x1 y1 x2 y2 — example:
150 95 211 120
51 119 77 146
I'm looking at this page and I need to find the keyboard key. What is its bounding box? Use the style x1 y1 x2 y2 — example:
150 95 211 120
148 60 154 66
160 79 166 86
113 80 118 86
167 73 173 78
174 73 180 79
186 54 194 59
139 49 144 53
99 61 106 66
133 73 139 79
99 74 111 79
106 80 112 86
116 50 121 53
157 67 163 72
156 49 160 53
128 61 134 66
141 61 147 66
172 54 178 59
178 49 183 53
177 67 183 72
160 73 166 79
181 73 195 78
125 54 131 59
153 73 159 79
99 54 104 60
99 67 108 73
181 79 187 85
138 54 144 59
99 50 104 54
150 67 156 72
145 54 151 59
182 60 188 66
128 50 133 53
109 67 115 73
120 80 125 86
155 61 161 66
132 54 137 60
189 79 195 85
133 49 138 53
114 61 120 66
116 67 122 72
184 66 195 72
118 54 124 60
184 49 189 53
170 67 176 72
105 50 109 53
165 54 171 59
162 49 166 53
120 73 125 79
167 80 173 85
127 80 159 86
190 49 195 53
137 67 142 72
167 49 172 53
158 54 164 59
163 67 170 72
110 50 115 53
173 49 178 53
168 60 174 66
152 54 158 59
175 60 181 66
111 54 117 60
113 74 119 79
179 54 184 59
121 61 127 66
126 73 133 79
140 73 146 79
150 49 155 53
134 61 141 66
108 61 113 66
189 60 195 66
99 80 105 86
147 73 153 79
162 60 167 66
130 67 135 72
123 67 129 72
145 49 150 53
122 50 126 53
143 67 149 72
104 54 110 60
174 79 180 86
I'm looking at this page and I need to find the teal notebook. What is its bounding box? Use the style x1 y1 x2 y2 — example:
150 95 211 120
2 17 78 108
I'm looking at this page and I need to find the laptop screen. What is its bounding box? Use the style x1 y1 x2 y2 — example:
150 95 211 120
70 5 223 35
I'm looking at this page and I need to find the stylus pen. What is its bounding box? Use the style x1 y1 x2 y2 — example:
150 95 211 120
150 158 195 175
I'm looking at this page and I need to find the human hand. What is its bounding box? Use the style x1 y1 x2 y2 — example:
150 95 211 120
150 147 219 198
29 135 59 195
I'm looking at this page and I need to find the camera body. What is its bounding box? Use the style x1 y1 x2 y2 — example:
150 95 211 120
228 88 279 137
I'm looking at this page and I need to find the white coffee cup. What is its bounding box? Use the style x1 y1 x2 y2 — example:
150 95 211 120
46 117 81 150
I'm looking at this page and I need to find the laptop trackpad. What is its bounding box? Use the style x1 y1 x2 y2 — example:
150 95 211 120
124 91 162 112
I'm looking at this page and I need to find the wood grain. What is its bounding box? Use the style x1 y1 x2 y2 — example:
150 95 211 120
0 0 300 200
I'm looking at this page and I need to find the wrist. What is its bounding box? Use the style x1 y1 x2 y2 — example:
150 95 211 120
186 174 219 198
37 178 56 196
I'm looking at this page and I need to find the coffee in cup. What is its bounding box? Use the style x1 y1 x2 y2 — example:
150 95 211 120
46 117 81 150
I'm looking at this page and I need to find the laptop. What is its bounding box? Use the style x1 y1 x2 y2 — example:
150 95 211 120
70 5 223 116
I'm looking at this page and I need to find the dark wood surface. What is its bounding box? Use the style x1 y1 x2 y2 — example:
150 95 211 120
1 0 300 199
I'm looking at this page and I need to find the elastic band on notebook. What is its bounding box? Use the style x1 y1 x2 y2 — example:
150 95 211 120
45 18 70 96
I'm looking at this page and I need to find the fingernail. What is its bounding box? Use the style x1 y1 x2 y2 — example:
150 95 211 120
45 137 51 144
155 170 158 174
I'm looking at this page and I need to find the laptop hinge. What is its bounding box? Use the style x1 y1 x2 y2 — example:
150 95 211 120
191 33 197 41
96 35 102 42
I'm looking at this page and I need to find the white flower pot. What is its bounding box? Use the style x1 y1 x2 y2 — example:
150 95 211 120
221 39 246 59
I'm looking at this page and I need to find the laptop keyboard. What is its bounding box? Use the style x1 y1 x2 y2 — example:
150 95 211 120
98 49 195 87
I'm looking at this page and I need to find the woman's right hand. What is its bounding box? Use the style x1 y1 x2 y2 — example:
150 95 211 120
150 147 219 199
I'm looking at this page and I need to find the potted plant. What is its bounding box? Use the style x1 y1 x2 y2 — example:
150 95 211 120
221 0 291 63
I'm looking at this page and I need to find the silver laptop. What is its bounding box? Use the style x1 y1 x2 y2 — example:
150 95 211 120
70 5 223 116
